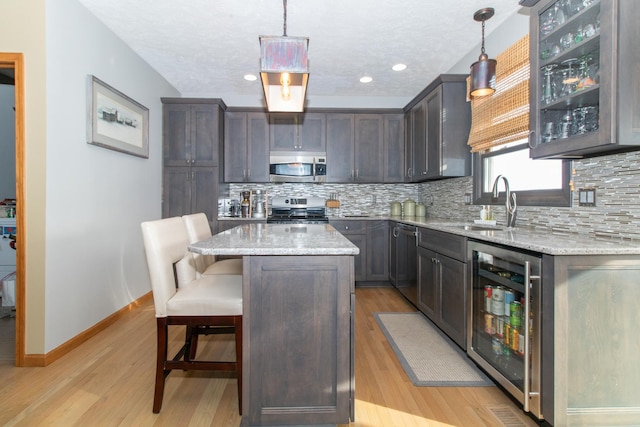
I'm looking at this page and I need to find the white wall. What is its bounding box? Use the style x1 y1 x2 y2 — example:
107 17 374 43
44 0 179 351
0 84 16 199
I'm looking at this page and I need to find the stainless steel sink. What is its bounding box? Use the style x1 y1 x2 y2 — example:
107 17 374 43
456 224 505 231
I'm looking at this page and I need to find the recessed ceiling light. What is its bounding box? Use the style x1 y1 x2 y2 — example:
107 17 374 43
244 74 257 81
360 76 373 83
392 64 407 71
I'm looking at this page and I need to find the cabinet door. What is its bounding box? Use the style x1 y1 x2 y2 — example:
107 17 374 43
163 104 191 167
438 254 466 348
163 104 219 167
384 114 405 183
162 167 191 218
417 246 438 319
224 112 249 182
191 104 219 167
298 113 326 152
326 114 355 182
269 114 297 151
410 98 428 181
530 1 640 159
425 88 442 179
366 221 389 281
191 167 218 224
354 115 384 182
269 113 326 151
246 113 270 182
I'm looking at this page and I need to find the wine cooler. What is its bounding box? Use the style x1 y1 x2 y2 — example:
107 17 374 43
467 241 544 420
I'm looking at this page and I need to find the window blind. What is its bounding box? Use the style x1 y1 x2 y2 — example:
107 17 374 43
467 34 530 153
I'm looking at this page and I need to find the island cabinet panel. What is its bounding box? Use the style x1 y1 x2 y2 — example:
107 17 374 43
549 254 640 426
243 255 354 426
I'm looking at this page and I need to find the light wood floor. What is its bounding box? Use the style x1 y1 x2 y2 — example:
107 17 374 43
0 287 540 426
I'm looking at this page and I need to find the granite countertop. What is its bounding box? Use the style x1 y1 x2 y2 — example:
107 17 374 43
190 223 360 256
215 215 640 255
389 216 640 256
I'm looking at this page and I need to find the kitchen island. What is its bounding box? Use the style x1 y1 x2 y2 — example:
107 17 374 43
189 223 359 427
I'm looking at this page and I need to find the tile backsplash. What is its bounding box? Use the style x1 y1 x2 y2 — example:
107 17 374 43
226 150 640 241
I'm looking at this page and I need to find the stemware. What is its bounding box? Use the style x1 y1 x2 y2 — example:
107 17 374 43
561 58 579 91
540 8 556 36
541 64 558 104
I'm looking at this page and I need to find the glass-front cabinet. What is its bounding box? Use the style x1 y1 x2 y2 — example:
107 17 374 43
529 0 640 159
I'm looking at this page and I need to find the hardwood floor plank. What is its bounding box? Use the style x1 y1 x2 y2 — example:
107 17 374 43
0 287 539 426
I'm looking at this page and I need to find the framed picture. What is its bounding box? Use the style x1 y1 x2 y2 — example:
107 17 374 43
87 75 149 158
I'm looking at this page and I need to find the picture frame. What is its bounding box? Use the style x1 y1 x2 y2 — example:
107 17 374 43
87 75 149 158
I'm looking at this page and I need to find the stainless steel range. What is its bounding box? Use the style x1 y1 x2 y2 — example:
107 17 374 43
267 196 329 224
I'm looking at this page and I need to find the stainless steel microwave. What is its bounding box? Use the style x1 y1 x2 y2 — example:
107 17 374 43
269 151 327 183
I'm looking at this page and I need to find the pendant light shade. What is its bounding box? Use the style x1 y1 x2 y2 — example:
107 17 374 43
259 36 309 112
259 0 309 112
469 7 497 98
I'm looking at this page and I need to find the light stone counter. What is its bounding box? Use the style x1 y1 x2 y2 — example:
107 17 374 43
388 216 640 255
189 223 359 256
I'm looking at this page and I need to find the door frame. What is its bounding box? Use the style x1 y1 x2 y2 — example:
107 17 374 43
0 52 25 366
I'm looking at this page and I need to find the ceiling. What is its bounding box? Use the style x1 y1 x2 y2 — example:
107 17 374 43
77 0 523 108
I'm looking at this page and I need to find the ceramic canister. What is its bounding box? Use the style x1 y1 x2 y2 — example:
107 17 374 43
403 199 416 216
390 201 401 216
415 203 426 217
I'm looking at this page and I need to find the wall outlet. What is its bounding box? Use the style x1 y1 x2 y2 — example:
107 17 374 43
578 188 596 207
464 193 472 205
371 195 377 204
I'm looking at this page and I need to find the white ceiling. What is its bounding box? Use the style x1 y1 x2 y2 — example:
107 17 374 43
77 0 523 108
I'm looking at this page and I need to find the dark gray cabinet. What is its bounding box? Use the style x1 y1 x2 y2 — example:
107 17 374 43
162 100 223 167
224 111 269 182
417 227 467 348
162 99 224 226
269 112 326 152
529 0 640 159
327 113 401 183
383 114 405 183
331 220 389 284
404 75 471 182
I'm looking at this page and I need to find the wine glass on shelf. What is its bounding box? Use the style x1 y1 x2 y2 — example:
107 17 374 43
560 58 579 93
541 64 558 105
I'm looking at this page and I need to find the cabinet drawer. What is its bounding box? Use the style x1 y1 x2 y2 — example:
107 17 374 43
418 227 466 262
330 220 365 234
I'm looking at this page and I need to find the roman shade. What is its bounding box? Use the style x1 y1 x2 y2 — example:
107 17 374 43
467 34 530 153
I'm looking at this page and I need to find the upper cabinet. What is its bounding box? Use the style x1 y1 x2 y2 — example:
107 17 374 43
326 112 404 183
224 111 270 182
404 75 471 182
163 100 224 167
269 112 326 152
530 0 640 159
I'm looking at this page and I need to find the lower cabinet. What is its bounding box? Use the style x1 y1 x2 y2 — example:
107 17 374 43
417 227 467 348
331 220 389 285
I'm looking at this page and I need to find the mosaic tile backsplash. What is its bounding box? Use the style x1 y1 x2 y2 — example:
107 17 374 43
226 150 640 241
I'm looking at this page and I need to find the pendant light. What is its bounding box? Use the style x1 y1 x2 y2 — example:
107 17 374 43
259 0 309 112
469 7 497 98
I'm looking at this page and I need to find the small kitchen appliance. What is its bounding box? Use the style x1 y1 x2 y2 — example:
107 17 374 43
269 152 327 183
267 196 328 224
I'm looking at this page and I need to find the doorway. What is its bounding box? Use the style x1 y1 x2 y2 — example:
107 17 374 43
0 53 25 366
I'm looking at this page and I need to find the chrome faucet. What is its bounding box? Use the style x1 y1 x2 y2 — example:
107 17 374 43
491 175 517 228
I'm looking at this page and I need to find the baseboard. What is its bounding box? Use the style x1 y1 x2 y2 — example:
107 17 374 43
22 292 153 367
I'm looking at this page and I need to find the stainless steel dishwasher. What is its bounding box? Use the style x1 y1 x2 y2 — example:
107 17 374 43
390 222 418 306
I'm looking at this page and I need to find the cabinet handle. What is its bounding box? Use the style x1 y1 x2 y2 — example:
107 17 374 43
351 169 354 179
527 130 537 149
356 169 359 178
247 169 251 178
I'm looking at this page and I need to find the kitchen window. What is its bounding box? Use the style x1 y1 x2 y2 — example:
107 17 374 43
473 141 571 207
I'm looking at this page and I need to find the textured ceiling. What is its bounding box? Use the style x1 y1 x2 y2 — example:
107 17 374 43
77 0 522 108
